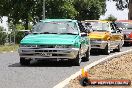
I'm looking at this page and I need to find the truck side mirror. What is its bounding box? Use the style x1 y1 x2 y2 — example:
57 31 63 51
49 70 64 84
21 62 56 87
111 30 116 33
81 33 87 37
117 29 122 33
25 30 31 36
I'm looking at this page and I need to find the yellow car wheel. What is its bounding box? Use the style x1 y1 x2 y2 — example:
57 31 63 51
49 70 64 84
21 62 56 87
113 44 121 52
103 44 110 55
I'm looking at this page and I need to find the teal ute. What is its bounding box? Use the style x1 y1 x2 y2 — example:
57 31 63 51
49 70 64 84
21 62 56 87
18 19 90 66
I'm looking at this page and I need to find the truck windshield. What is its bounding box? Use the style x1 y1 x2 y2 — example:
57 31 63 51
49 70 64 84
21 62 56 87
90 22 110 31
124 23 132 30
32 22 78 34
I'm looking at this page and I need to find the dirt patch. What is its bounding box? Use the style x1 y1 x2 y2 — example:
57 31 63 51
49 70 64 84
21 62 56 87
68 53 132 88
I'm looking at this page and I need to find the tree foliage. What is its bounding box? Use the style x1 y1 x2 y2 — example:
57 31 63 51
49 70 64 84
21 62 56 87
0 0 106 29
105 14 117 21
74 0 106 20
110 0 128 10
45 0 78 19
0 26 6 45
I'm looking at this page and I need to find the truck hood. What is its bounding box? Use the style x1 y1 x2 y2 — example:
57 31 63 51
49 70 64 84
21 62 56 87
20 34 79 45
89 31 110 39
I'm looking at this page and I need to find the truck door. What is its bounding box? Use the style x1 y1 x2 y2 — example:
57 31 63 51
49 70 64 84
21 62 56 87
78 22 88 55
110 23 121 49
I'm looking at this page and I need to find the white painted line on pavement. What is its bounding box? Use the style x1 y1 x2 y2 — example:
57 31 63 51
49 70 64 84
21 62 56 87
53 49 132 88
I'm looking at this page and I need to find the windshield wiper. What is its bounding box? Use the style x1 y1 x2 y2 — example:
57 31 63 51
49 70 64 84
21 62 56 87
93 30 107 32
60 33 77 35
50 33 58 34
40 32 50 34
32 32 40 34
40 32 59 34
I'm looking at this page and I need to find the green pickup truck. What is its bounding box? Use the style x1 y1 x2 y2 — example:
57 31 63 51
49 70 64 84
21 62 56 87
18 19 90 66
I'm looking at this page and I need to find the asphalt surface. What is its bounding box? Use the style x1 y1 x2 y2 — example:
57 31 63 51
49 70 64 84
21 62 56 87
0 45 131 88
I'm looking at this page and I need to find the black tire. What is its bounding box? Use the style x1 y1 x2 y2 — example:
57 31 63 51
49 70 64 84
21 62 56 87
113 44 121 52
130 42 132 46
82 48 90 62
20 58 30 65
103 44 110 55
80 77 90 86
73 52 81 66
124 42 129 46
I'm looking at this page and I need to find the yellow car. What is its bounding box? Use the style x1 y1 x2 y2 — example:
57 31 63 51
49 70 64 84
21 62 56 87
83 20 124 54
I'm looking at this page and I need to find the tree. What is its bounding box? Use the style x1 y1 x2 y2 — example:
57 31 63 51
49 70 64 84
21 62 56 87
110 0 132 19
0 0 41 30
110 0 128 10
0 0 78 30
0 26 6 45
0 26 4 31
0 0 107 30
105 14 117 21
45 0 78 19
73 0 106 20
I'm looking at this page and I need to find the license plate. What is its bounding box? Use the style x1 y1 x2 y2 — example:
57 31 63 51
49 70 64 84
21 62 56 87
41 53 52 57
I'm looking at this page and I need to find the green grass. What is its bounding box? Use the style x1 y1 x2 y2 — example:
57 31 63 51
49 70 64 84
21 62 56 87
0 44 19 53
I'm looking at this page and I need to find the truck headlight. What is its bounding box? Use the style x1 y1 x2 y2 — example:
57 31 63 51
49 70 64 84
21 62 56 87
20 45 27 47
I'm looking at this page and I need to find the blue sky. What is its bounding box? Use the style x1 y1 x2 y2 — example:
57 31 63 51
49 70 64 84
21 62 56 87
0 1 129 30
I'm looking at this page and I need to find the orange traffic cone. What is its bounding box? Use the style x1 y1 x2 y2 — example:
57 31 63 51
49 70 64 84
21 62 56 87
81 68 90 78
80 68 91 86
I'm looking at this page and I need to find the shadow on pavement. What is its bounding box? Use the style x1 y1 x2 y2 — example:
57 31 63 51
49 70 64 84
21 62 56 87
90 50 105 56
8 61 73 67
123 44 132 47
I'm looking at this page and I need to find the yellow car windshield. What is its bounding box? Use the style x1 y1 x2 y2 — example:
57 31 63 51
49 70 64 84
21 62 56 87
91 22 110 31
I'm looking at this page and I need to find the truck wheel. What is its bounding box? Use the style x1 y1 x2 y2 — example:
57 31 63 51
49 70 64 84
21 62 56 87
114 44 121 52
73 52 81 66
103 44 110 55
82 49 90 62
131 42 132 46
20 58 30 65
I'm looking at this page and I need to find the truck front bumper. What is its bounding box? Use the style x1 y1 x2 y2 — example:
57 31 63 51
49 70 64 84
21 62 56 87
124 34 132 43
18 48 79 60
90 40 107 49
124 39 132 43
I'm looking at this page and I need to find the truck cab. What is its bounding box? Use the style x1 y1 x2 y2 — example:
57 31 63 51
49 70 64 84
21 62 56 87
18 19 90 66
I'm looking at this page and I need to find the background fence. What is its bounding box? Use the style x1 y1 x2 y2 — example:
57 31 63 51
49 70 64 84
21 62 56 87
0 30 26 45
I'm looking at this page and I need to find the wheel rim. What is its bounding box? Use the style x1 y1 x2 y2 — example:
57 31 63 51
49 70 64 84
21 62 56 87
88 51 90 58
86 50 90 60
118 45 121 52
108 43 110 54
108 48 110 54
78 51 81 64
105 44 110 54
79 57 81 64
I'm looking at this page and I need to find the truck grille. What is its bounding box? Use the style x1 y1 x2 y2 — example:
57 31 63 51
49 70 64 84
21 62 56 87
38 45 55 48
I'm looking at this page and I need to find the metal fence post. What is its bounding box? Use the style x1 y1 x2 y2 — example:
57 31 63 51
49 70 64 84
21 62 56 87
43 0 45 19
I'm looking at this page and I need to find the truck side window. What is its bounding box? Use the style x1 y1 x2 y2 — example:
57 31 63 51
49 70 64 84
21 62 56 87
110 23 116 33
78 22 86 33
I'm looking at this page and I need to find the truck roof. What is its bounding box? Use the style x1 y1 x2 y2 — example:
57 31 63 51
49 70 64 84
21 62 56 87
40 19 77 23
82 20 112 23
